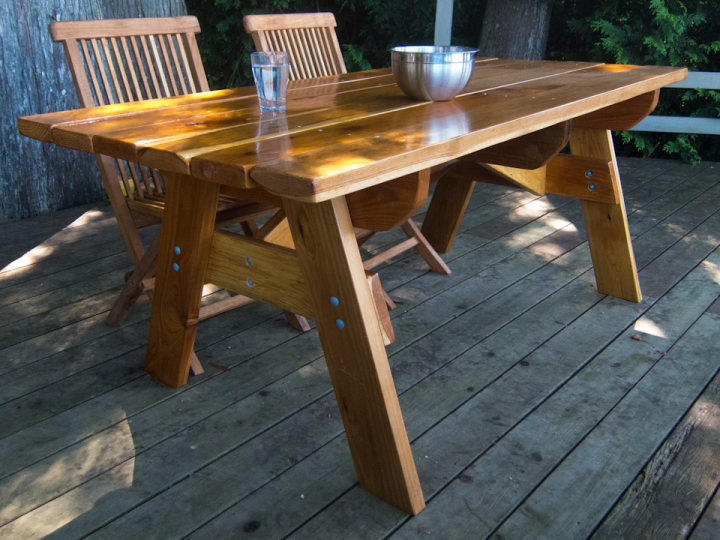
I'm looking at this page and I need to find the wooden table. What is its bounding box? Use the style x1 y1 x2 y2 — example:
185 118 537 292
18 58 687 515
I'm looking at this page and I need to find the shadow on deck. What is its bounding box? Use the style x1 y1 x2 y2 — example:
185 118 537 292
0 157 719 540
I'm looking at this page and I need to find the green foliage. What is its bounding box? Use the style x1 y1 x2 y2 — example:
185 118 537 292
549 0 720 163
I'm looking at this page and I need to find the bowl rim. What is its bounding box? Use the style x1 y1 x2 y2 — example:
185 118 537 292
390 46 478 64
389 46 478 54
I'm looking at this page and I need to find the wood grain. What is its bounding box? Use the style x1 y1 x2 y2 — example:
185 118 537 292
574 90 660 130
249 65 686 200
570 128 642 302
204 230 314 319
591 366 720 540
284 196 425 515
545 154 619 204
346 170 430 232
461 121 570 169
144 172 220 388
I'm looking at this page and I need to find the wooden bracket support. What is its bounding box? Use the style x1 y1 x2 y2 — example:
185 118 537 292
346 169 430 232
545 154 620 204
574 90 660 131
460 121 571 169
455 154 620 205
205 230 315 318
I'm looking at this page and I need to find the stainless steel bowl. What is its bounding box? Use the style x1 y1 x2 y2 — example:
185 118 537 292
391 46 478 102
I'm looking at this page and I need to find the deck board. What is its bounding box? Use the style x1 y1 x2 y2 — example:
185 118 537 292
0 157 719 539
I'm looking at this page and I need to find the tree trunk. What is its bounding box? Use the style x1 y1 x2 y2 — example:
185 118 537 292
0 0 188 221
478 0 553 60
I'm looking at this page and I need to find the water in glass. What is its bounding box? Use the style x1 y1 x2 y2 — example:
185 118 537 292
252 62 290 113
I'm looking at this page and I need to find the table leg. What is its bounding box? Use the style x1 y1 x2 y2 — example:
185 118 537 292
145 172 220 388
421 171 476 253
570 128 642 302
284 197 425 515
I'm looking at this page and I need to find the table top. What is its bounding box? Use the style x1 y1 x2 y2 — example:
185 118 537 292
18 58 686 202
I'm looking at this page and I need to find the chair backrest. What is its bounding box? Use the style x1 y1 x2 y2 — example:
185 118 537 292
243 13 346 81
50 16 209 204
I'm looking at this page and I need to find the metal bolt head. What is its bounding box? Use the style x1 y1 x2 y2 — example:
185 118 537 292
585 170 594 178
246 278 254 287
172 263 179 272
174 246 181 255
330 296 339 307
588 183 597 191
335 319 345 329
245 257 252 266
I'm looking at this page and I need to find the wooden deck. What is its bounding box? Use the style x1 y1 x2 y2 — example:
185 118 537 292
1 157 719 540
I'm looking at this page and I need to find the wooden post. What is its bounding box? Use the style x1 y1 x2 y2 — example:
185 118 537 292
434 0 454 46
284 196 425 515
421 172 476 253
144 172 220 388
569 128 642 302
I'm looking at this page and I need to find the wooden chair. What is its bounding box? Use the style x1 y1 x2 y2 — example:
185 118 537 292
49 16 310 373
243 12 451 277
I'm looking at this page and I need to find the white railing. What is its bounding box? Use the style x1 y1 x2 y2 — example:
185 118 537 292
630 71 720 135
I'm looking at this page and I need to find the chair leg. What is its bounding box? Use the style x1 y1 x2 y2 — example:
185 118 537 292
106 228 161 327
240 219 259 236
381 287 397 310
284 311 312 332
189 352 204 376
400 219 451 275
366 271 395 345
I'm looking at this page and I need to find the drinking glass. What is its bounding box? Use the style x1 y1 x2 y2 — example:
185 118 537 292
251 51 290 113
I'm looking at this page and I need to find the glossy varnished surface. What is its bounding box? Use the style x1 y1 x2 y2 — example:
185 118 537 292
19 59 686 201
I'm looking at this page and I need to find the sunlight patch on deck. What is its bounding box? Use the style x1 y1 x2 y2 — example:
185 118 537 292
1 209 106 273
633 318 667 339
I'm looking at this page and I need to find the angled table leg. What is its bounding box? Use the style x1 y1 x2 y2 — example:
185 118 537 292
570 128 642 302
421 171 476 253
284 196 425 515
144 172 220 388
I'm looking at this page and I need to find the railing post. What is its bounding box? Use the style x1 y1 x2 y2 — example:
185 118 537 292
434 0 454 46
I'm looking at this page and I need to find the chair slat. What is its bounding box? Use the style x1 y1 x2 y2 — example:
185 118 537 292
110 38 133 101
129 37 153 99
300 28 320 78
90 39 115 104
282 29 307 80
326 27 346 74
313 28 331 74
168 35 188 94
125 160 145 196
305 28 327 77
293 28 315 78
319 28 338 74
134 161 156 195
267 31 296 81
175 33 196 93
148 35 171 97
150 169 165 195
80 39 106 105
115 159 136 199
140 35 163 98
158 34 179 96
101 38 125 102
120 37 144 101
181 32 210 92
